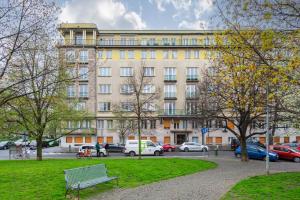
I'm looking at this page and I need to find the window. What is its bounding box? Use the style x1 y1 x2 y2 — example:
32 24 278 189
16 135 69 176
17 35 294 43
97 120 104 129
66 136 73 143
67 85 75 97
120 84 134 94
172 50 177 59
67 68 76 78
106 50 112 59
99 102 111 111
164 102 175 115
79 84 88 97
187 67 198 80
163 119 171 129
120 67 133 76
80 50 88 62
121 102 133 111
128 38 135 45
150 50 156 59
141 50 147 59
79 66 88 80
174 120 179 129
76 102 86 110
141 38 147 45
98 51 103 59
164 67 176 81
128 50 135 59
143 84 155 94
186 85 197 98
204 37 210 45
120 38 126 45
66 50 75 62
183 38 189 45
107 38 114 45
148 38 155 45
120 50 125 59
164 84 176 98
171 38 176 45
194 50 200 59
107 120 113 129
144 67 154 76
150 120 156 129
99 84 111 94
75 34 83 45
186 102 197 114
162 38 169 45
85 137 91 143
185 50 191 59
191 38 197 45
141 120 147 129
99 67 111 76
142 102 156 111
163 50 169 59
79 120 90 129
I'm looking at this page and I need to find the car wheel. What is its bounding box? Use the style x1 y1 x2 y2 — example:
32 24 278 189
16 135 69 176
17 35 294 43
99 152 105 157
129 151 135 157
184 147 189 152
203 148 208 152
168 148 172 152
154 151 160 156
263 156 266 161
235 153 241 158
294 157 300 163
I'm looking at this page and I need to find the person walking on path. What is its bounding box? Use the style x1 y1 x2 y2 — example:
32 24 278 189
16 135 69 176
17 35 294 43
104 143 109 156
95 142 100 157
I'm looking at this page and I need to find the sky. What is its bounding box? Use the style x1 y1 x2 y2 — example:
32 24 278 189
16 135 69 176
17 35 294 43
57 0 217 30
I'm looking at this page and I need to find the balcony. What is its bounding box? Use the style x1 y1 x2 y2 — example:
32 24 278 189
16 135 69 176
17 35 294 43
62 128 96 135
158 109 198 116
164 75 176 82
58 39 216 48
164 92 177 100
186 75 199 82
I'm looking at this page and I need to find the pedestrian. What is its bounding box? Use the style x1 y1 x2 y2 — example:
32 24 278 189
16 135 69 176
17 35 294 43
104 143 109 156
95 142 100 157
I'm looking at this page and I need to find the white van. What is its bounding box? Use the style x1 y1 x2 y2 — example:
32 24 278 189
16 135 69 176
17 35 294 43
124 140 163 156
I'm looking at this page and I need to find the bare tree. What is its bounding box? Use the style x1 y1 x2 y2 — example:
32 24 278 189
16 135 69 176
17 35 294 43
119 62 160 159
0 0 59 106
5 30 87 160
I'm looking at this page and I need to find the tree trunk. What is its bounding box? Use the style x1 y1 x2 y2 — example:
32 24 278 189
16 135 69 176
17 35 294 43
240 136 248 162
137 116 141 160
36 135 43 161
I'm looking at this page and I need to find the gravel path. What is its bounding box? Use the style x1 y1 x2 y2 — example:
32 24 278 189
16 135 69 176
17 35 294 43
89 157 300 200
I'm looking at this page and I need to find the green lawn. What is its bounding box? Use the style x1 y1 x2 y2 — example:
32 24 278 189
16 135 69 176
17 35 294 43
0 158 216 200
222 172 300 200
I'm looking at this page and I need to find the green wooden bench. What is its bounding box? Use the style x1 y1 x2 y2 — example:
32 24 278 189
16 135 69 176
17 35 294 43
64 164 118 199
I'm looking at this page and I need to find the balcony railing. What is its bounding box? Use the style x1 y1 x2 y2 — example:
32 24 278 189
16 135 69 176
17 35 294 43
186 92 199 99
164 92 177 98
186 75 199 81
58 39 216 47
158 109 198 116
164 75 176 81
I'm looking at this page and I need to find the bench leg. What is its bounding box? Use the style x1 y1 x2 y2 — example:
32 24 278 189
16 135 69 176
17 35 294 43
65 189 69 198
77 189 80 200
116 178 119 187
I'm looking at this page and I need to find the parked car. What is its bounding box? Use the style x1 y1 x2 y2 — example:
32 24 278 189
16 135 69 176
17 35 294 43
179 142 209 152
0 141 15 150
282 143 300 151
77 145 107 157
106 143 125 153
235 145 278 161
124 140 163 156
29 140 37 150
14 139 30 146
272 145 300 162
162 144 176 152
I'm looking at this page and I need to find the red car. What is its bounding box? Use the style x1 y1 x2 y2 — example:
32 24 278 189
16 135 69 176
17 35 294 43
162 144 176 152
282 143 300 151
272 145 300 162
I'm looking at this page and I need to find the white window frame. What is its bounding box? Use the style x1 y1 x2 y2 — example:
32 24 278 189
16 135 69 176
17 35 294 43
79 66 88 80
98 102 111 111
99 67 111 76
120 67 133 77
80 50 88 62
99 84 111 94
106 50 112 59
128 50 135 59
164 84 176 98
120 50 125 59
143 67 154 77
79 84 88 97
67 85 75 97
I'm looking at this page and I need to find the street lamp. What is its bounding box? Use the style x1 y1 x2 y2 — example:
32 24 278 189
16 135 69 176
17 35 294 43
265 83 270 175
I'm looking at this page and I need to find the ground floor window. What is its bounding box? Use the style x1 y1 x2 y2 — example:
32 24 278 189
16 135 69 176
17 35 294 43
141 136 147 140
259 137 266 144
192 136 198 143
97 136 103 144
296 136 300 143
75 137 83 143
273 136 280 144
66 137 73 143
128 135 135 140
150 136 157 143
215 137 222 144
163 119 170 129
85 136 92 143
284 137 289 143
164 136 170 144
106 136 113 144
206 137 213 144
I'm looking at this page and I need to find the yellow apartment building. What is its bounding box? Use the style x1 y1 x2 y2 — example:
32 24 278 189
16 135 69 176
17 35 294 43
57 23 300 148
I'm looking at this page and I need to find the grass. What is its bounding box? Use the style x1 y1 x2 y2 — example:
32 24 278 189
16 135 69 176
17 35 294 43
0 158 216 200
222 172 300 200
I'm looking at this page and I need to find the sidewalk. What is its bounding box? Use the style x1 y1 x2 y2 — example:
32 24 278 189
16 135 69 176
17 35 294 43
88 157 300 200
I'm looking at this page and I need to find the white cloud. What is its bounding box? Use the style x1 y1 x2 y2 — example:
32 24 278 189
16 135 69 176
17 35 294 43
149 0 192 12
59 0 146 29
178 20 208 29
194 0 213 19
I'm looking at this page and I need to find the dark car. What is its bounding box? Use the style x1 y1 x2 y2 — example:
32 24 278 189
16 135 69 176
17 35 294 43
0 141 15 150
106 143 125 153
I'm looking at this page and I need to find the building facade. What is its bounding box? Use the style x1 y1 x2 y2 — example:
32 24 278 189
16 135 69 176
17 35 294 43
57 23 300 148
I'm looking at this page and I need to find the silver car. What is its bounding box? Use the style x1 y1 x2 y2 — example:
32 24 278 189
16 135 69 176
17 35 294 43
179 142 209 152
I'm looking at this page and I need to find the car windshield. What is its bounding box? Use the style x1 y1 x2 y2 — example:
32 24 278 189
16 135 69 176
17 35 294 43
257 147 265 151
290 148 300 153
0 141 7 145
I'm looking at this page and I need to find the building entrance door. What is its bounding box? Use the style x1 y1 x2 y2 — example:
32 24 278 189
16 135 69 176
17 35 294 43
176 134 186 145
